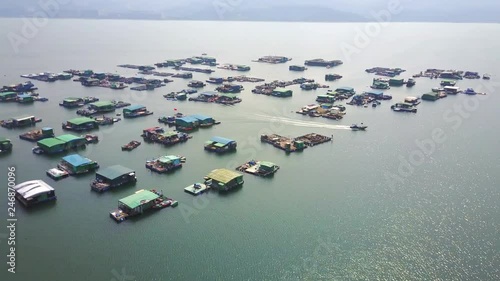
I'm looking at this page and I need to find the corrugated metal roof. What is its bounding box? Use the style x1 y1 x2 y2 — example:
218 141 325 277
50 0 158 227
177 116 199 123
67 117 95 125
210 136 235 145
97 165 135 181
90 101 114 107
13 180 54 200
123 104 146 111
37 138 66 148
56 134 84 143
62 154 92 167
190 114 213 121
259 161 276 168
158 155 180 163
206 169 242 184
119 189 159 209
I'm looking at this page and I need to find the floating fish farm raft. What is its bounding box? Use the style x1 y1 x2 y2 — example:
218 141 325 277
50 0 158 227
365 67 406 77
260 133 331 153
253 56 291 64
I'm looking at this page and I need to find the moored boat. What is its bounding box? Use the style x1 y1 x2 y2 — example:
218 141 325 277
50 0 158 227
121 140 141 151
350 123 367 131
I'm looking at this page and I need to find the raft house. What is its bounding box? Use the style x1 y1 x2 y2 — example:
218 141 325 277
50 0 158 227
145 155 184 174
1 115 42 128
316 95 335 103
19 127 54 142
388 78 405 86
13 180 57 207
57 154 99 175
175 116 200 131
191 114 218 127
236 160 279 177
204 168 244 192
123 104 153 118
421 92 440 101
91 165 136 192
88 101 115 113
272 88 293 97
216 93 242 104
62 117 98 131
34 134 86 154
110 189 177 223
59 97 84 108
444 86 460 95
204 136 237 153
0 91 17 102
17 93 34 103
0 138 12 154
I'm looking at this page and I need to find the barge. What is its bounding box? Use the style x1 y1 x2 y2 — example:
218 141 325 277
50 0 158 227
145 155 184 174
1 115 42 128
305 59 343 67
12 180 56 207
217 64 251 71
188 80 206 88
236 160 279 177
46 168 69 181
122 140 141 151
391 103 417 113
260 134 306 153
19 127 54 142
254 56 291 64
91 165 136 193
110 189 177 223
184 183 210 196
289 65 306 71
325 74 343 81
1 81 37 92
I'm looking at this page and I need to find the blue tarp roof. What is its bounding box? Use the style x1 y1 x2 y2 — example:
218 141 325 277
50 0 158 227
17 93 32 98
62 154 92 167
124 104 146 111
190 114 213 121
177 116 199 123
210 136 235 145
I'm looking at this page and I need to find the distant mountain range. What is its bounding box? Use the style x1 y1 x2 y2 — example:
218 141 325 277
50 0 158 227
0 0 499 23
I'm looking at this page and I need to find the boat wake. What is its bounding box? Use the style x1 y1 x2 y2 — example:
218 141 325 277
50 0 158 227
250 114 351 130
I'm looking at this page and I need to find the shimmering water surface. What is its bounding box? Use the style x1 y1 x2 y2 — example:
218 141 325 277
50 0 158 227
0 20 499 281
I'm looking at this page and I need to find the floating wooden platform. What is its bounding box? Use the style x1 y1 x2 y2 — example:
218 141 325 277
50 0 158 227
184 183 209 195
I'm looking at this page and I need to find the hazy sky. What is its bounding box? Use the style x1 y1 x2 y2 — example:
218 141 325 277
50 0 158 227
2 0 500 22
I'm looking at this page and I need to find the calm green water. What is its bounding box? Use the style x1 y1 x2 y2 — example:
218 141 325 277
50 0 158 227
0 20 499 281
